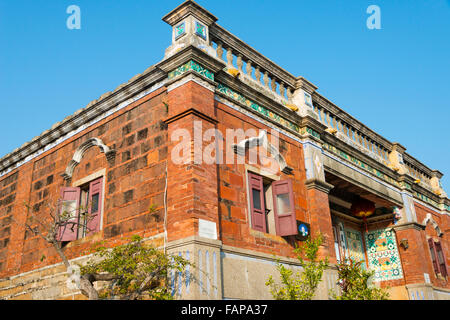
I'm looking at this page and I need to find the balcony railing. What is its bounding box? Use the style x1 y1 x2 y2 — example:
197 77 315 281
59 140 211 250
208 21 440 194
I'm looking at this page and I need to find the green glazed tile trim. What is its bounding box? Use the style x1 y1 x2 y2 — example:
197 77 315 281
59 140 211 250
217 83 301 134
300 127 321 139
323 143 400 187
412 190 439 208
168 60 214 81
323 142 446 211
400 181 412 190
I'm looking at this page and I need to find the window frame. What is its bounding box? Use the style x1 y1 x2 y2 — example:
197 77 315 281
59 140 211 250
428 238 448 278
245 166 297 237
58 170 105 241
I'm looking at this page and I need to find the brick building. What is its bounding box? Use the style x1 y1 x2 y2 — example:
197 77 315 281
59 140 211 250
0 1 448 300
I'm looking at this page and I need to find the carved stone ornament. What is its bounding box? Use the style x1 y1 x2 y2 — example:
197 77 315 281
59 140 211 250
422 213 443 237
231 131 293 175
61 137 116 180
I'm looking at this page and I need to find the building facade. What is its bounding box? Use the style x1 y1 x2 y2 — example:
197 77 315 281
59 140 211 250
0 1 448 300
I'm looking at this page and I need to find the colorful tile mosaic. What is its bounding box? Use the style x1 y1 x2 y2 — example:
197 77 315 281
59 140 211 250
300 127 321 140
195 21 207 40
216 83 300 134
168 60 214 81
365 229 403 282
345 229 366 270
175 22 186 39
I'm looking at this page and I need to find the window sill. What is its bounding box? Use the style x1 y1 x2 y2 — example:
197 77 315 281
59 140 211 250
65 231 103 248
249 228 289 244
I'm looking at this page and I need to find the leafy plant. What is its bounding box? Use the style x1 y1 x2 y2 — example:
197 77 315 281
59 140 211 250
79 235 189 300
331 258 390 300
266 234 329 300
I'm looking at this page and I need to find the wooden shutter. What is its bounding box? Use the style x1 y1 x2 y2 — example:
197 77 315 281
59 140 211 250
435 241 447 277
332 226 341 263
86 177 103 235
272 179 297 236
248 172 266 233
428 238 440 275
57 187 81 241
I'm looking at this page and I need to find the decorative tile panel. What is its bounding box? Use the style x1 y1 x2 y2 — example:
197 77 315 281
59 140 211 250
365 229 403 281
168 60 214 81
195 21 207 40
175 22 186 40
304 92 313 107
216 83 300 134
345 229 366 270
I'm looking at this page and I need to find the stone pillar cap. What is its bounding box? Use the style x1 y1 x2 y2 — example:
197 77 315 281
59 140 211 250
391 142 406 154
431 169 444 179
162 0 218 27
295 76 318 94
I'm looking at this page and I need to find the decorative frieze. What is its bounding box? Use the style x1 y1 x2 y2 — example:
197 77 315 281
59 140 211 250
300 127 321 140
322 143 400 188
168 60 215 81
216 83 300 134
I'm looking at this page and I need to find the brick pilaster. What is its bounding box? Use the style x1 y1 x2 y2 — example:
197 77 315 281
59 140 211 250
305 178 337 264
165 79 219 242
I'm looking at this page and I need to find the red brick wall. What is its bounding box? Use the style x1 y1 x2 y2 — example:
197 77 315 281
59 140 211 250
307 188 335 262
414 202 449 288
165 81 219 242
0 87 169 277
215 100 311 259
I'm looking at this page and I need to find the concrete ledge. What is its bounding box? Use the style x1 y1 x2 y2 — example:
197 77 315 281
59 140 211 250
305 178 334 194
392 222 426 232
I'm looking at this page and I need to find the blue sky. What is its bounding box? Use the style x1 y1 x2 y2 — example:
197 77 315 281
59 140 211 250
0 0 449 190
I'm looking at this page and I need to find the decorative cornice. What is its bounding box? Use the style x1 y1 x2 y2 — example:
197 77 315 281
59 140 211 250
167 59 215 82
295 77 318 94
158 45 225 75
164 108 218 125
304 178 334 194
322 140 401 189
162 0 218 27
391 142 406 155
216 83 300 134
0 67 167 177
392 222 426 232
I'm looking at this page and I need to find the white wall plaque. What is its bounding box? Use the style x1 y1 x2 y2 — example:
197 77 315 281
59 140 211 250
424 273 430 284
198 219 217 240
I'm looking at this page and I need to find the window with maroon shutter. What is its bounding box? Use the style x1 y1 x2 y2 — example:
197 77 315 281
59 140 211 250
272 179 297 236
428 238 440 275
57 187 81 242
248 172 266 233
435 241 447 277
86 177 103 235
